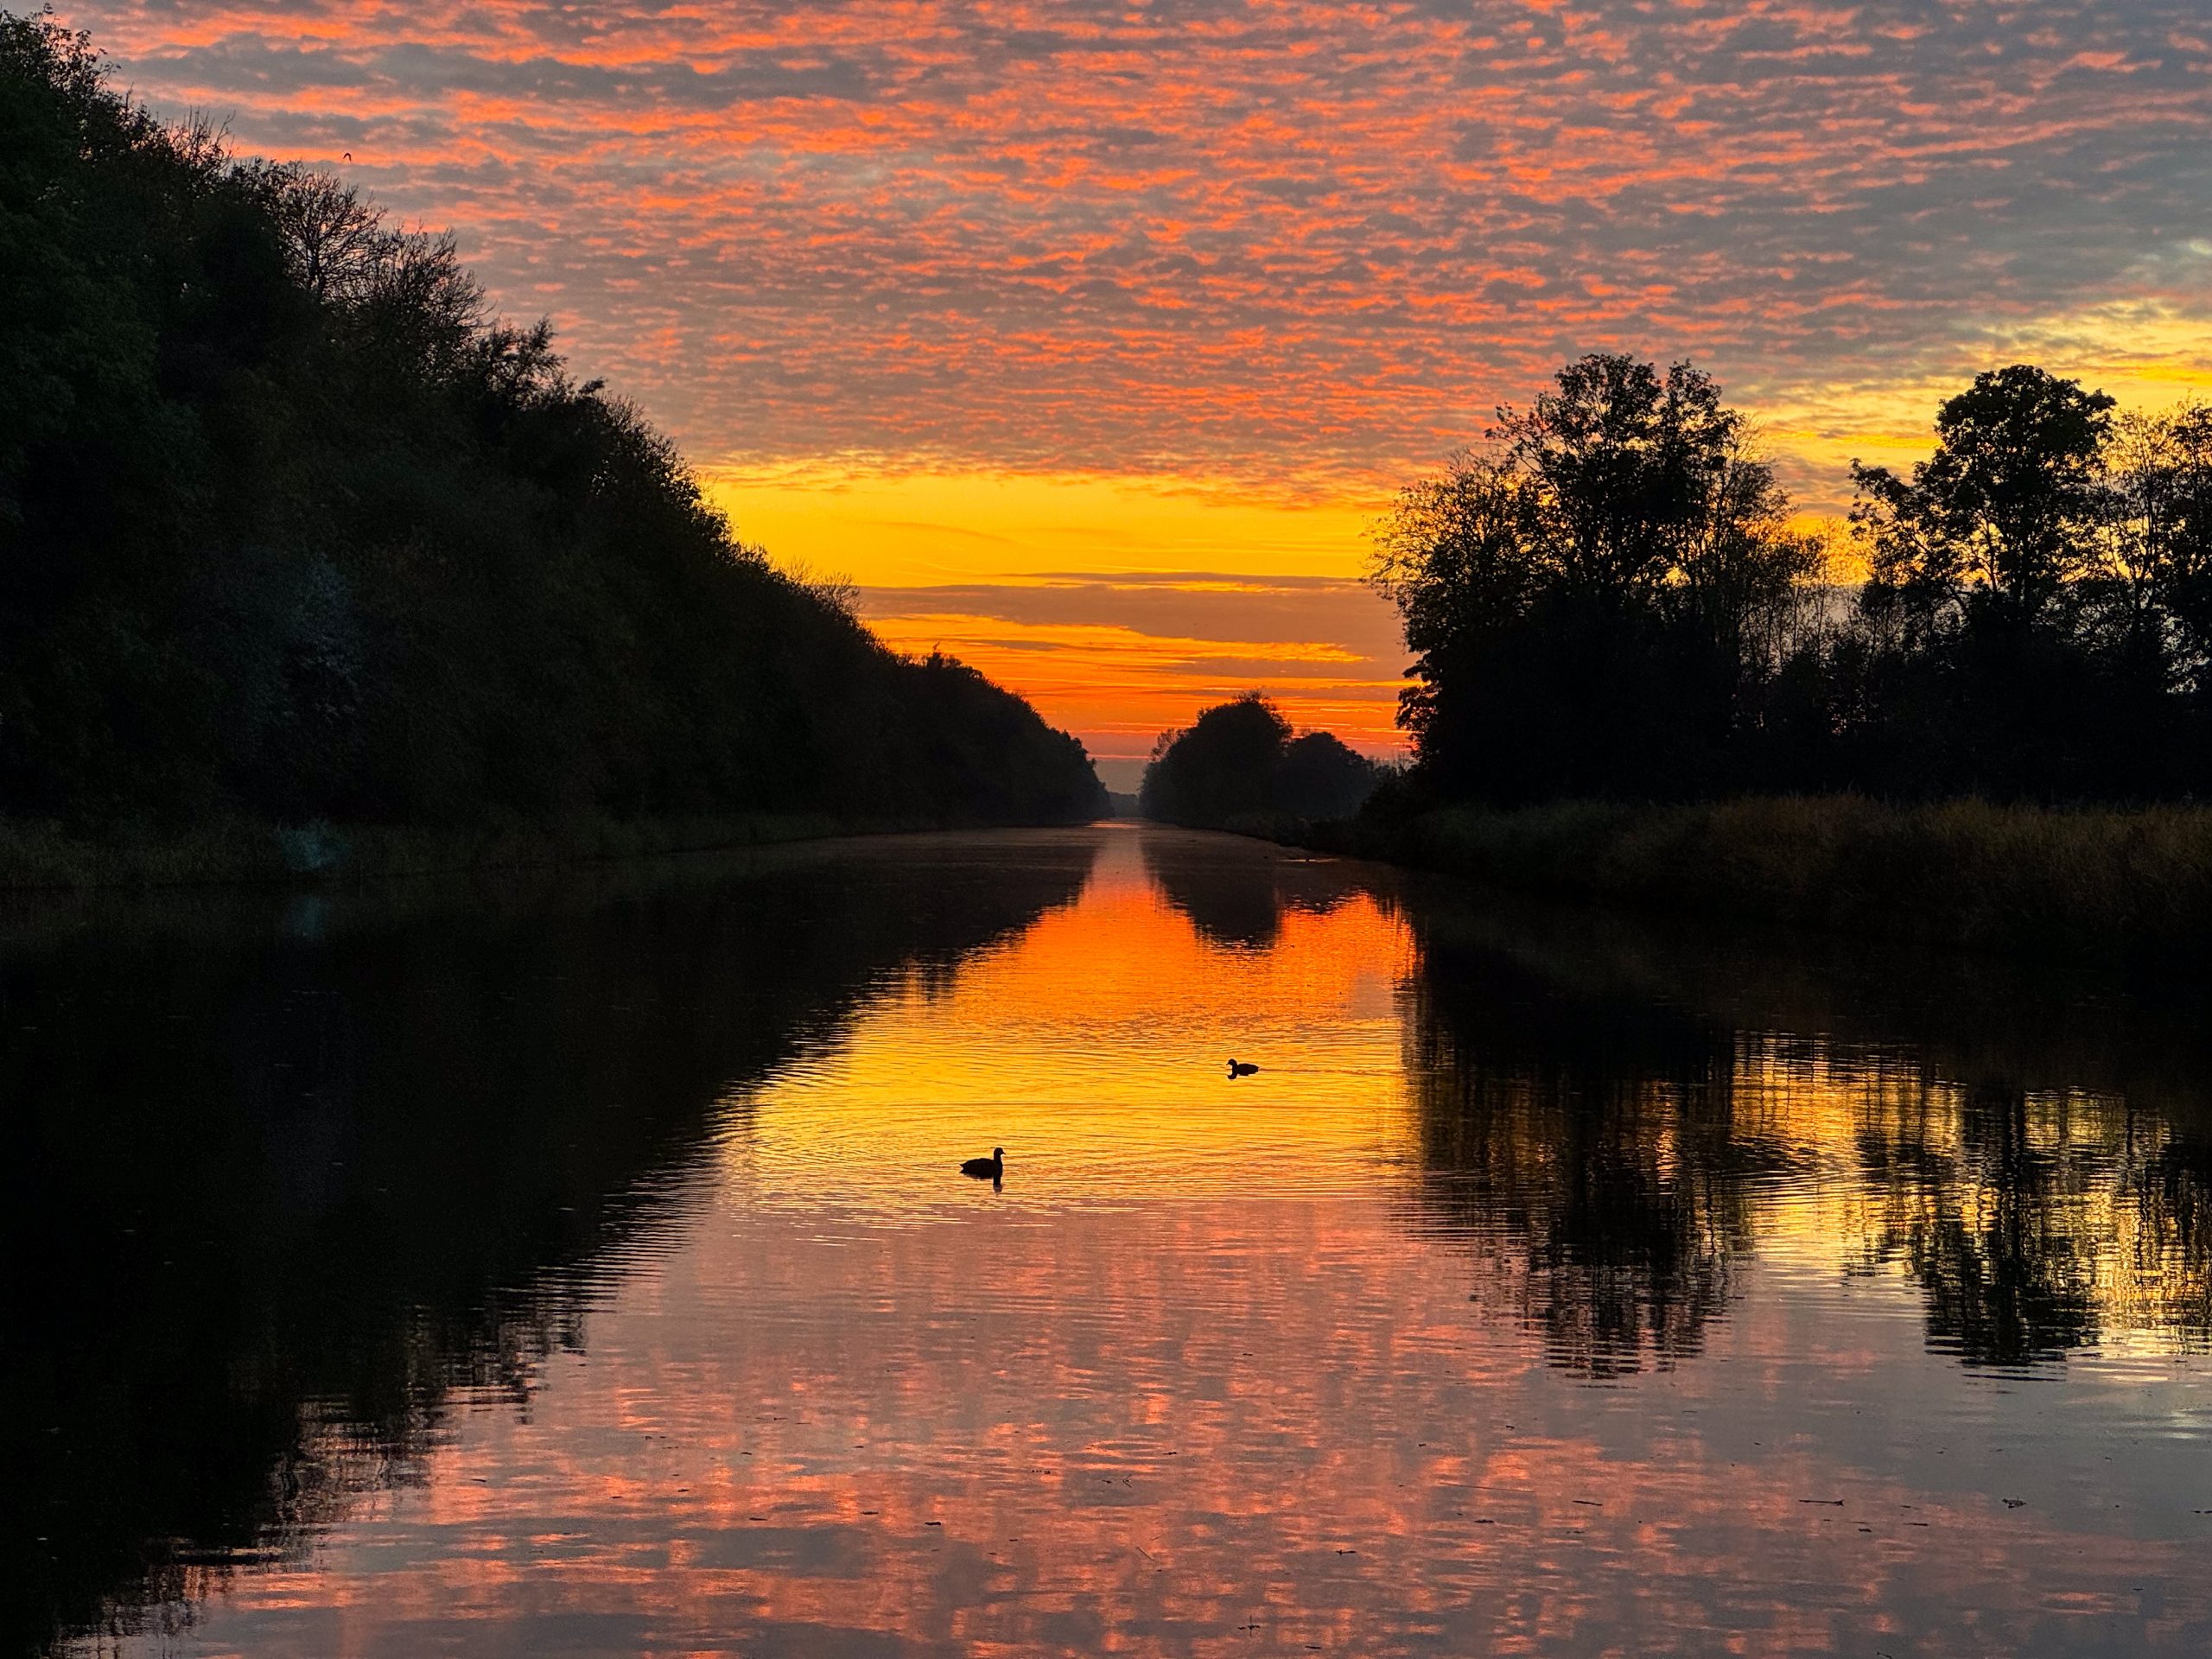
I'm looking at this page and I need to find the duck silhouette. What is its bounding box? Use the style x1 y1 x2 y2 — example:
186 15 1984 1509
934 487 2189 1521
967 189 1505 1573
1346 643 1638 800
960 1147 1005 1180
1227 1058 1260 1078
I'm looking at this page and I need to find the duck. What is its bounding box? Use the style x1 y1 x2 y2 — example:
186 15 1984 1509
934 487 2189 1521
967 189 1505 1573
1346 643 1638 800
960 1147 1005 1180
1227 1058 1260 1078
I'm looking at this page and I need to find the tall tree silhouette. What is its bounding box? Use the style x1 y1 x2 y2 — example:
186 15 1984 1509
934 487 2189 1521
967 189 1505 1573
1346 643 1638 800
1372 354 1821 802
1853 365 2117 634
0 12 1104 836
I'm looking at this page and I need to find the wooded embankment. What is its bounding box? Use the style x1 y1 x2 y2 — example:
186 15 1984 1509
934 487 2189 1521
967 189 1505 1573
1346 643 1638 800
1 15 1105 881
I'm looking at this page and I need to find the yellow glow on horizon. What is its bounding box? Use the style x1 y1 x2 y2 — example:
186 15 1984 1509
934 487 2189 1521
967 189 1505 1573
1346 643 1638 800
702 465 1384 588
856 607 1406 766
702 465 1408 769
700 307 2212 766
1758 300 2212 516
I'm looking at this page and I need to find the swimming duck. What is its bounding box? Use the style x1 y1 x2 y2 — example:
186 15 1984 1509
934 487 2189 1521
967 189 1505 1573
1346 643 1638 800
961 1147 1005 1179
1227 1058 1260 1078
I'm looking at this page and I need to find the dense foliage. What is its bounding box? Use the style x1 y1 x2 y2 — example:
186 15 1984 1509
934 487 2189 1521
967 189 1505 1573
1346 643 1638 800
1375 353 2212 804
1845 370 2212 798
1139 693 1384 825
1371 354 1821 803
0 13 1104 833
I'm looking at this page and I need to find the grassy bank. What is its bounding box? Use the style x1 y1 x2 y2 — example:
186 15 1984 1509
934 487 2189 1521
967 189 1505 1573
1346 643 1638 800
0 811 997 891
1263 797 2212 957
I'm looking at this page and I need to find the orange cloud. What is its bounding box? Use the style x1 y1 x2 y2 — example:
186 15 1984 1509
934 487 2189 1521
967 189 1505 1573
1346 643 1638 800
51 0 2212 750
55 0 2212 499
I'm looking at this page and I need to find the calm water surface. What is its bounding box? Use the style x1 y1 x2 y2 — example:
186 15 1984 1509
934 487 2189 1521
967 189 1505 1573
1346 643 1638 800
10 824 2212 1656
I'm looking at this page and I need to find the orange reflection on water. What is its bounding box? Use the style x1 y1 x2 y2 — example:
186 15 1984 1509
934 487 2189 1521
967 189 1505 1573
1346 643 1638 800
121 827 2212 1659
729 828 1416 1211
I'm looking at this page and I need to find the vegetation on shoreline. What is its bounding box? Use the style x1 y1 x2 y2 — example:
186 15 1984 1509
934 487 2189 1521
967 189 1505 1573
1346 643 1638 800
1373 353 2212 804
0 810 1021 891
1284 795 2212 956
1207 350 2212 955
1139 693 1385 828
0 12 1103 864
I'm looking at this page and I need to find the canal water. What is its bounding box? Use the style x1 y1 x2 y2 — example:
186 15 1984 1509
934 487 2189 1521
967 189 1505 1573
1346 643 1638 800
10 823 2211 1656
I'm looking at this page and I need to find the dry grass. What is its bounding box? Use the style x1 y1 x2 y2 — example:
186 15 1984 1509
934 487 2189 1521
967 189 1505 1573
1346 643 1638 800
1289 796 2212 955
0 812 946 892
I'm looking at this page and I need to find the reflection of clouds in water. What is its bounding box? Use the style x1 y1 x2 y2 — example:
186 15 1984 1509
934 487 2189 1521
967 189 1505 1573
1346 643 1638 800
22 825 2212 1657
153 1165 2212 1657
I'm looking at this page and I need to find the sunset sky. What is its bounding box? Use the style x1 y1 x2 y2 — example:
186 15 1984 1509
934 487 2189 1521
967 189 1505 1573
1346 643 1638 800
60 0 2212 785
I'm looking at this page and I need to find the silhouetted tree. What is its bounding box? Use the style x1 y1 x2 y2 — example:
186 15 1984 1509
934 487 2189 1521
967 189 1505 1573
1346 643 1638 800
1840 367 2207 797
1140 694 1287 824
1372 354 1822 803
1276 731 1382 818
1853 365 2116 633
1138 694 1383 826
1375 351 2212 805
0 12 1105 836
2101 404 2212 710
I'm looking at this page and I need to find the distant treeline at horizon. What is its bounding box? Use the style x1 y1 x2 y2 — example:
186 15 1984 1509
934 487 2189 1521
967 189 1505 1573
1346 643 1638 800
1372 352 2212 807
0 12 1105 839
1144 356 2212 829
1140 693 1389 828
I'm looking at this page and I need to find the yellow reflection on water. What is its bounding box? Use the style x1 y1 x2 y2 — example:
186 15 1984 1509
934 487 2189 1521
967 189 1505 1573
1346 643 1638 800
729 827 1417 1211
720 825 2212 1367
90 823 2212 1659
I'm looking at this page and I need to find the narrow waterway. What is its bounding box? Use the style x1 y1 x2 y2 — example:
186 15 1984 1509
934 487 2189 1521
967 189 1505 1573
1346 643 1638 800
10 824 2212 1656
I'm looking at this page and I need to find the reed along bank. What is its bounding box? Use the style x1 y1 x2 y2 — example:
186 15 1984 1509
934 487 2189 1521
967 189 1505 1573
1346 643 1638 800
1269 795 2212 959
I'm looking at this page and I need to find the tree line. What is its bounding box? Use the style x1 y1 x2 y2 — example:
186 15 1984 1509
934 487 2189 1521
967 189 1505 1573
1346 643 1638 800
0 12 1104 834
1139 692 1386 826
1372 353 2212 805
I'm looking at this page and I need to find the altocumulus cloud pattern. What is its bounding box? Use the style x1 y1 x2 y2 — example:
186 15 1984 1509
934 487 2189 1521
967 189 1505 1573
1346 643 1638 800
55 0 2212 499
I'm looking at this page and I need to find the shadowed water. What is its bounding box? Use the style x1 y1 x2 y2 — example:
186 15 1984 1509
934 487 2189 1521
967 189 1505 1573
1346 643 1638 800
10 825 2212 1656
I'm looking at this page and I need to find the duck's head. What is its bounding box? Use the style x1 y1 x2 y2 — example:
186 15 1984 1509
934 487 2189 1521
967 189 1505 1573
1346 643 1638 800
993 1147 1005 1160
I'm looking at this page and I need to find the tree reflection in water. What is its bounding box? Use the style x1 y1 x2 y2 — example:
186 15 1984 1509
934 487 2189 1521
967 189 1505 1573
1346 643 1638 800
1399 929 1771 1378
1844 1071 2212 1367
1392 880 2212 1376
1 836 1097 1659
1139 830 1356 950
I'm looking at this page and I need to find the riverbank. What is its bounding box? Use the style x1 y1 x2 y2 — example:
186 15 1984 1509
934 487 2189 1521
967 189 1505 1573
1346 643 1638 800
0 811 1011 891
1244 796 2212 957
